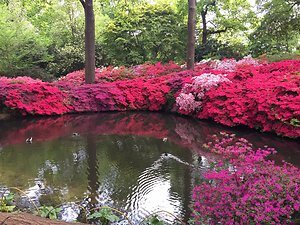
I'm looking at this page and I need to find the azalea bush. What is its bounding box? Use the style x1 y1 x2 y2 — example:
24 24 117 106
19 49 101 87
0 79 71 115
210 56 260 71
199 60 300 137
57 61 181 85
191 132 300 224
176 73 231 114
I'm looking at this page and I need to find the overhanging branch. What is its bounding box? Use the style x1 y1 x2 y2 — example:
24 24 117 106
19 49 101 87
207 28 228 35
79 0 85 9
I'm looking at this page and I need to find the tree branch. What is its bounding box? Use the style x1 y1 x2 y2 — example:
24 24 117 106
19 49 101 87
207 28 228 35
208 21 217 29
79 0 85 9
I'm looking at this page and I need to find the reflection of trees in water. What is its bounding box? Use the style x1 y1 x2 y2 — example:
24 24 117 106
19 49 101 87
86 135 100 208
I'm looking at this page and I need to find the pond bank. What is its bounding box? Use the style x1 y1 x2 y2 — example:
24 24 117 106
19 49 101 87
0 212 87 225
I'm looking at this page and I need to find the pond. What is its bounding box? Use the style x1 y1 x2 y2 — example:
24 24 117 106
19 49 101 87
0 112 299 224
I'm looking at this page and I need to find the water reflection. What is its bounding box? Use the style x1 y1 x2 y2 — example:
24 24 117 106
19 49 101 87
0 112 299 224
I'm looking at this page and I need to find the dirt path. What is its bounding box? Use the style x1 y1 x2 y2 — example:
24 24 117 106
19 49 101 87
0 212 88 225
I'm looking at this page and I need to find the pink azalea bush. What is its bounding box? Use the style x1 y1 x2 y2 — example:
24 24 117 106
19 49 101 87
191 132 300 224
176 73 231 114
211 56 260 71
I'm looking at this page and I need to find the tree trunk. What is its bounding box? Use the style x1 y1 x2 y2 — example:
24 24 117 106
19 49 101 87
81 0 95 84
201 10 207 46
186 0 196 70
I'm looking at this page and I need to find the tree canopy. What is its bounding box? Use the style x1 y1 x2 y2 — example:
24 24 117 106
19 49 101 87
250 0 300 56
0 0 298 80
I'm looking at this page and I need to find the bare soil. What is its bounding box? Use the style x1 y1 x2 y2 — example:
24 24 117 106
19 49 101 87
0 212 88 225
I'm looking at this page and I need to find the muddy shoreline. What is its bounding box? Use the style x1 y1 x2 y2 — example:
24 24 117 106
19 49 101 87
0 212 88 225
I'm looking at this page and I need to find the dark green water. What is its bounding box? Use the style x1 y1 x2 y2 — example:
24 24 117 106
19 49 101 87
0 112 299 224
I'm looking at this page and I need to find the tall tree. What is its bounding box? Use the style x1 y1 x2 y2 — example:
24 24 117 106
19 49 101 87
250 0 300 56
187 0 196 70
79 0 95 84
197 0 255 57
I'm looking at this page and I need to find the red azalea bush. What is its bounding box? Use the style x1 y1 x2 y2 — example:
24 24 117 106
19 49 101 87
192 132 300 224
0 80 71 115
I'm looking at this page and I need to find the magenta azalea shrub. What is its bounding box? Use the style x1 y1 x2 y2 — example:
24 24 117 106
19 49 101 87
192 132 300 224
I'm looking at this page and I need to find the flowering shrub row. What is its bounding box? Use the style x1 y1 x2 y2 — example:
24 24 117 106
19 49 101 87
57 61 181 85
0 59 299 137
192 132 300 224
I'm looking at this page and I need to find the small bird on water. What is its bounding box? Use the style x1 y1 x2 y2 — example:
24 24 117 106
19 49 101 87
72 133 80 137
163 137 168 142
26 137 33 143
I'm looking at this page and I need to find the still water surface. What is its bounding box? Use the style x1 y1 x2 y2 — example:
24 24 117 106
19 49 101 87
0 112 299 224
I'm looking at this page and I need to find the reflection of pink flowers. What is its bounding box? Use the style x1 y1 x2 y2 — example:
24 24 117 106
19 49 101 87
192 133 300 224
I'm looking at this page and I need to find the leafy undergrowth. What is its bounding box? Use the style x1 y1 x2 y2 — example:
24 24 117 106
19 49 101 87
191 132 300 224
0 58 299 138
0 191 181 225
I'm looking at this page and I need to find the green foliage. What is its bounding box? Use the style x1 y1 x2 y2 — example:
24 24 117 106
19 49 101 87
0 4 52 79
147 215 165 225
87 208 120 225
290 118 300 127
47 44 84 77
99 3 187 66
20 0 85 77
261 52 300 63
194 0 257 60
0 0 85 79
0 192 16 212
250 0 300 56
195 39 247 60
0 0 298 78
38 205 62 220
